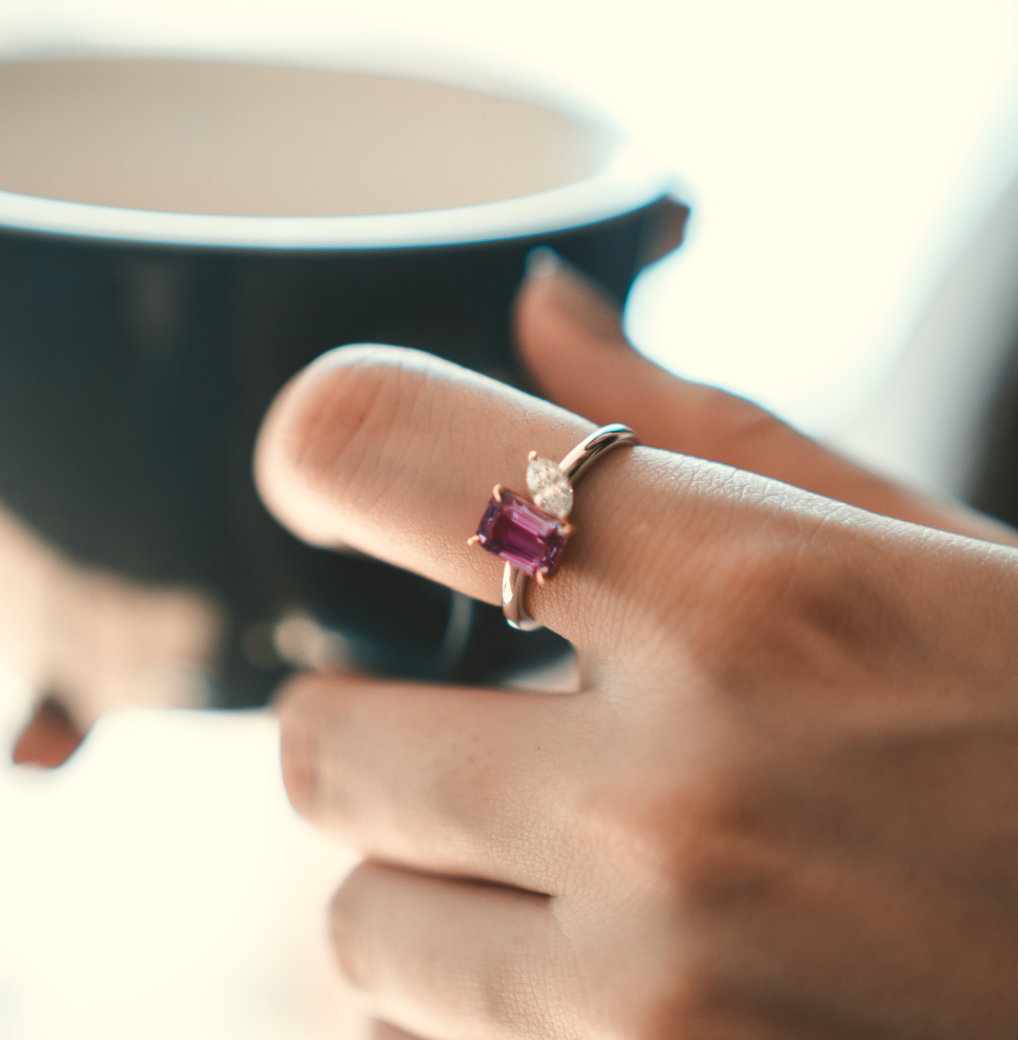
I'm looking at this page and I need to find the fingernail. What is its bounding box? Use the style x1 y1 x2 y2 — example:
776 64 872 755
523 248 626 345
524 245 562 279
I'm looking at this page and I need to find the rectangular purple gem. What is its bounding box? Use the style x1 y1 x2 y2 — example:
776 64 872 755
475 489 568 577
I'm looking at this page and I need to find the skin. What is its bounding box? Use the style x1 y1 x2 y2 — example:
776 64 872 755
255 259 1018 1040
0 504 220 743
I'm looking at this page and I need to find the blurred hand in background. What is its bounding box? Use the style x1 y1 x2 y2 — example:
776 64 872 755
0 506 220 764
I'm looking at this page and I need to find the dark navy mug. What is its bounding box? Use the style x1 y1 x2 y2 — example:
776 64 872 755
0 59 688 707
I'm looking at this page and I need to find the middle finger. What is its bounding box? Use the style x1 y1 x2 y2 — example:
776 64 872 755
279 671 605 895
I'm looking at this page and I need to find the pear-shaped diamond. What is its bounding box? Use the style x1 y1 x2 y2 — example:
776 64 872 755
526 456 573 518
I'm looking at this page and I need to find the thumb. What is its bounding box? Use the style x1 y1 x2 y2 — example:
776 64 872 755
513 251 1015 544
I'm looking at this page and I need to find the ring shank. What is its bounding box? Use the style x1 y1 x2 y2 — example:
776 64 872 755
503 423 638 631
502 563 539 631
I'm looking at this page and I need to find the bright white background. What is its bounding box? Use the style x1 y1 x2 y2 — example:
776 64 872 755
1 2 1018 1037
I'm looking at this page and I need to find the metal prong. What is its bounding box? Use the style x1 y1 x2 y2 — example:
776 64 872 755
467 534 482 546
528 450 538 460
535 570 546 586
493 484 503 501
560 523 573 536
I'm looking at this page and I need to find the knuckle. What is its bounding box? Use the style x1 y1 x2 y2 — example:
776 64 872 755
636 963 739 1040
277 675 352 827
667 534 802 684
673 822 773 913
288 349 403 508
277 679 322 820
329 875 372 991
259 345 425 546
433 752 512 829
428 753 545 876
637 772 782 916
590 940 738 1040
476 956 531 1034
725 539 904 682
688 516 892 694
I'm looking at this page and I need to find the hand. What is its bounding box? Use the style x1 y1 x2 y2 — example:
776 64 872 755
0 506 220 764
255 258 1018 1040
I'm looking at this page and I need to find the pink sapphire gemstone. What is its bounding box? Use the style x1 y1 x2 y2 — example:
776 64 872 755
475 489 568 577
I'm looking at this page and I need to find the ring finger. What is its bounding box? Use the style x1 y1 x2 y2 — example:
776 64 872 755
254 343 735 666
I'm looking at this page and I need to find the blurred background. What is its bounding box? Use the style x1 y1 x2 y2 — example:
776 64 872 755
1 0 1017 1036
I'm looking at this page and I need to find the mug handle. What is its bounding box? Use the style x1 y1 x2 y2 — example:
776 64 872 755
634 194 691 272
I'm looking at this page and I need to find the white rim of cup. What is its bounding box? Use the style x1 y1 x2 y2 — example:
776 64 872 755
0 140 677 251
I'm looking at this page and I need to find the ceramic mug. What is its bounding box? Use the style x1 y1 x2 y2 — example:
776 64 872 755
0 59 688 707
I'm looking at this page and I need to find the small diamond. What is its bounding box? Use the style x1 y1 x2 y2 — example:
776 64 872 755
526 456 573 518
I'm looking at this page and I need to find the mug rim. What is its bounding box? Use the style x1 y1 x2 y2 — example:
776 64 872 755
0 144 676 251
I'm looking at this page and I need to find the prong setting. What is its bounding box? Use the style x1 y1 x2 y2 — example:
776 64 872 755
474 424 638 632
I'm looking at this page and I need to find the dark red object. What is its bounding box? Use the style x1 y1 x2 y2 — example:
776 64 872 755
475 490 569 577
12 698 85 768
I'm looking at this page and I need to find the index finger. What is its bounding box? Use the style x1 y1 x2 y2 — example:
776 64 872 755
254 345 809 657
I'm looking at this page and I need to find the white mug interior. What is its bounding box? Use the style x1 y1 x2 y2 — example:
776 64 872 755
0 60 616 218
